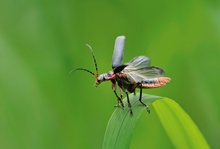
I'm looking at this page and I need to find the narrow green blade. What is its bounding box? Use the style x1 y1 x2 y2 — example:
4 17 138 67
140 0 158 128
153 98 210 149
102 93 210 149
102 93 162 149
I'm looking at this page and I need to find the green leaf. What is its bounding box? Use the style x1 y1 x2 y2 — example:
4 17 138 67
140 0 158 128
102 93 210 149
153 98 210 149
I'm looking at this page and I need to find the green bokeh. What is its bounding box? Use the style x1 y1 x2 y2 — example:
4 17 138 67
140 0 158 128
0 0 219 148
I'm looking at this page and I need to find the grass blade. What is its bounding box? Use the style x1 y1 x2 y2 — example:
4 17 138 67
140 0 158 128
102 93 210 149
102 93 162 149
153 98 210 149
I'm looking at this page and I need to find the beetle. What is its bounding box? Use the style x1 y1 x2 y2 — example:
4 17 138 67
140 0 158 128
71 36 171 115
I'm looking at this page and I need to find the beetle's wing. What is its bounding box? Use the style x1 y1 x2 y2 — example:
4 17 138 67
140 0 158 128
124 56 151 71
125 67 165 83
124 56 164 83
112 36 125 69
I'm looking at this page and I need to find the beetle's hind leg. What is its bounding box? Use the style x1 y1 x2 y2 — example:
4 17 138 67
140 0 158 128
139 85 150 114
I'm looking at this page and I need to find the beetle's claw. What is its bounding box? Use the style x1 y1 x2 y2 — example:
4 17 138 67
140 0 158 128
114 102 125 109
129 109 133 116
114 104 119 108
146 105 150 114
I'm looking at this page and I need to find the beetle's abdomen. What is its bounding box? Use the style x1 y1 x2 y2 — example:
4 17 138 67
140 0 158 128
141 77 171 88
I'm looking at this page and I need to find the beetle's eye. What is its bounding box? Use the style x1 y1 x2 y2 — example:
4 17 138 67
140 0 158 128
102 76 106 81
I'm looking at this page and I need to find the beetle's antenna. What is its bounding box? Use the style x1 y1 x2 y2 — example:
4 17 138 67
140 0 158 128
85 44 99 79
70 68 95 76
70 44 99 80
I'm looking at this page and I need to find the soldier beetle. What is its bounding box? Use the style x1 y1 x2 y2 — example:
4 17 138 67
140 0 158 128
71 36 171 115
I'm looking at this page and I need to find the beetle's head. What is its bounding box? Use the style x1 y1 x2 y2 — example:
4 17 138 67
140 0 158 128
95 71 115 87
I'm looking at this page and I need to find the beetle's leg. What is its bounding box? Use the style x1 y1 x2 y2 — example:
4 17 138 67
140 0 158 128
125 91 133 115
111 80 124 108
133 89 136 96
119 88 123 100
139 86 150 114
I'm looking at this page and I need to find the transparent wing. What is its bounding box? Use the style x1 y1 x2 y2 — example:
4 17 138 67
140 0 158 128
123 56 164 83
126 67 165 83
112 36 125 69
124 56 151 71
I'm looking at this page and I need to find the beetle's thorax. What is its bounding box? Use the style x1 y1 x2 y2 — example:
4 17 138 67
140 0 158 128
95 71 116 86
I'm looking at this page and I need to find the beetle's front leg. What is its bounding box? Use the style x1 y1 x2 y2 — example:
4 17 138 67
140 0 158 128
111 80 124 108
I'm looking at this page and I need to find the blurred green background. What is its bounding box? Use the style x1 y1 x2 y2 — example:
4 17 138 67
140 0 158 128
0 0 220 148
